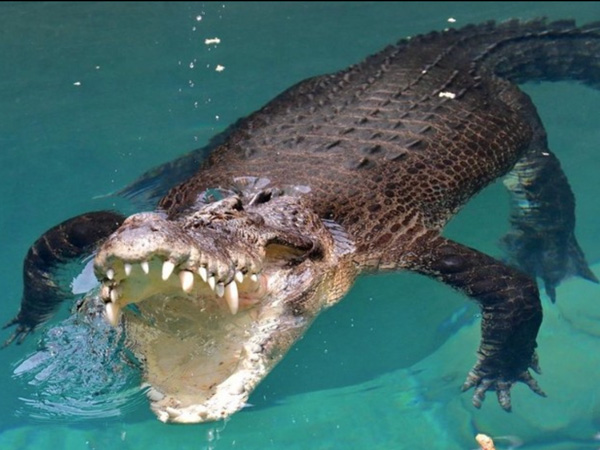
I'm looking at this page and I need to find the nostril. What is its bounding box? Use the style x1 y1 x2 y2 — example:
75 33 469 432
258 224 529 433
248 190 272 206
232 197 244 211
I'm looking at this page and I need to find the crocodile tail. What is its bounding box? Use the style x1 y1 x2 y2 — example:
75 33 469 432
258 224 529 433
471 19 600 86
3 211 125 347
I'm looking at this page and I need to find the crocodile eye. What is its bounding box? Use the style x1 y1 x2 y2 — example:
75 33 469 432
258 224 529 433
197 188 237 206
264 243 307 262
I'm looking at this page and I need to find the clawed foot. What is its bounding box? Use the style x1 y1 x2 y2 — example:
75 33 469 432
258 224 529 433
461 353 546 411
2 317 33 348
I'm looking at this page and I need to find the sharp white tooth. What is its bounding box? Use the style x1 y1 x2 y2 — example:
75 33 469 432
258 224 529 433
224 282 239 315
198 266 208 283
250 273 258 283
179 270 194 293
101 284 110 300
162 260 175 281
106 268 115 280
216 282 225 298
208 276 216 291
141 261 150 274
105 302 121 326
110 288 119 303
124 263 132 276
235 270 244 283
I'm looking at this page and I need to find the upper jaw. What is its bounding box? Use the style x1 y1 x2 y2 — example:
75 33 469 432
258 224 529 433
94 211 264 283
93 211 267 323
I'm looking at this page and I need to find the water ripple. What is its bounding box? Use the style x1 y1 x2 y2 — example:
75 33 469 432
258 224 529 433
12 294 145 422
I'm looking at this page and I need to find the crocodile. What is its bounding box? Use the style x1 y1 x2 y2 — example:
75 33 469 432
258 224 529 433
4 19 599 423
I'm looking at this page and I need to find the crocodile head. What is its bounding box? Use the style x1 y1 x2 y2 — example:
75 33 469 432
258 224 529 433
93 180 356 423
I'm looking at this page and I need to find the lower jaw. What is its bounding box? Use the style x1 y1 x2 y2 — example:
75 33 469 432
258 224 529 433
122 293 284 423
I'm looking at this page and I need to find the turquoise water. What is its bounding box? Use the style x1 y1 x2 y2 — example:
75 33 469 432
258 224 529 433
1 2 600 448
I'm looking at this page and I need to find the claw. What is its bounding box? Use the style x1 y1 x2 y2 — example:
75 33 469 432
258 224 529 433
461 370 479 392
472 378 493 409
520 370 546 397
496 380 512 411
544 283 557 303
529 351 542 374
2 323 32 348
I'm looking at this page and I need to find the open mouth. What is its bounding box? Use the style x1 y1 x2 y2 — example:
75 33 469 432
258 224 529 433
94 245 310 423
99 257 265 325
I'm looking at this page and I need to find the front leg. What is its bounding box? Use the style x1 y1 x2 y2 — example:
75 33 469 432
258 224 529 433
408 235 545 411
3 211 125 346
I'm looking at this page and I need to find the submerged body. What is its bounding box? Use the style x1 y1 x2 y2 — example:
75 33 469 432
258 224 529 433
4 19 599 422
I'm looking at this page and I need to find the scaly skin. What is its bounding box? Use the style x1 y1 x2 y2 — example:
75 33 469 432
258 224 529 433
4 19 599 422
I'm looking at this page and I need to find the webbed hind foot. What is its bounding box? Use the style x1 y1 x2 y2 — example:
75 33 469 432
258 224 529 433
503 149 598 302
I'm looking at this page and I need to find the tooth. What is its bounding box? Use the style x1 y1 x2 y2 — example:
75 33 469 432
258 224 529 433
216 282 225 298
124 263 132 276
208 276 216 291
105 302 121 326
250 273 258 283
224 282 239 314
110 288 119 303
179 270 194 293
235 270 244 283
101 284 110 300
162 260 175 281
141 261 150 274
106 268 115 280
198 266 208 283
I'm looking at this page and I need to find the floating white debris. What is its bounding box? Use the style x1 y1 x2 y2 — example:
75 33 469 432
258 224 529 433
205 37 221 45
448 17 456 23
73 81 81 86
439 91 456 99
189 62 195 69
215 64 225 72
196 15 203 22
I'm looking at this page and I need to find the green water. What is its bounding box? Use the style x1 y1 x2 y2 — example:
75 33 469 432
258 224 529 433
1 2 599 449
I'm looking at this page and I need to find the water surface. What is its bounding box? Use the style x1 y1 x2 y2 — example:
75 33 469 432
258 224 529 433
1 2 599 449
